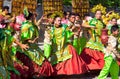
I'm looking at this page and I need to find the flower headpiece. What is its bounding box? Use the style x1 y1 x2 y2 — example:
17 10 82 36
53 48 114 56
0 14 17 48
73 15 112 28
91 4 106 14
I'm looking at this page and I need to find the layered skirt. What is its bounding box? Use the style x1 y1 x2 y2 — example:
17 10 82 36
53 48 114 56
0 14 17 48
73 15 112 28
80 48 105 70
53 45 88 75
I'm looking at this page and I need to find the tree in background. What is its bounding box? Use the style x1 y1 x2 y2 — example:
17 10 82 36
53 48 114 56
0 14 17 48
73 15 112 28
63 0 120 9
89 0 120 8
63 0 72 5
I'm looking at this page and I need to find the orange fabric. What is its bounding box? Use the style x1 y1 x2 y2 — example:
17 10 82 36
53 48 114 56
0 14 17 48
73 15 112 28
53 45 88 75
80 48 105 70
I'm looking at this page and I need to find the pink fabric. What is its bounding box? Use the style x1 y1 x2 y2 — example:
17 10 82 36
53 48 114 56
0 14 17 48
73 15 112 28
16 14 25 24
61 18 69 24
0 24 6 28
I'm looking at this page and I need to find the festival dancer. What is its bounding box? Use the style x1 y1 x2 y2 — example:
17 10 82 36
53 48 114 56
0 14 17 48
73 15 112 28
107 18 117 35
66 13 81 54
16 10 53 78
98 25 120 79
0 28 11 79
81 10 105 70
61 11 70 24
77 14 93 55
72 13 81 54
0 15 25 79
44 15 88 75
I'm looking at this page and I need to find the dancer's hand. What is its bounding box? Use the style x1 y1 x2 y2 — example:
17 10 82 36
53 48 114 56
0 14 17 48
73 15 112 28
28 37 39 43
20 44 29 51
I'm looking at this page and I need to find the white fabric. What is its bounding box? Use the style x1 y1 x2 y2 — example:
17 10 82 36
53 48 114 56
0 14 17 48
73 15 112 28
44 31 52 45
104 36 117 59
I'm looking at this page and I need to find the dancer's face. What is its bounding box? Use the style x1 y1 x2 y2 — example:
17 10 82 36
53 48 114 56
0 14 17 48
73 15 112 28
48 18 54 24
95 10 102 19
54 17 61 28
75 16 80 21
113 29 119 36
69 15 75 23
111 18 117 25
3 9 9 15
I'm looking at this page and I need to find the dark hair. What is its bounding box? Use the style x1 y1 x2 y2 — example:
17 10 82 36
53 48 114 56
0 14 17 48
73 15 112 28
47 13 53 18
64 11 70 16
111 17 117 21
95 9 101 13
75 13 80 17
54 15 60 20
2 6 9 11
24 11 33 20
84 13 90 18
69 12 75 18
111 25 119 33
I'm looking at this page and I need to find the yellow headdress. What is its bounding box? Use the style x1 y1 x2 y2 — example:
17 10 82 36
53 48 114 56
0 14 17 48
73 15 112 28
91 4 106 14
102 11 120 25
50 11 63 19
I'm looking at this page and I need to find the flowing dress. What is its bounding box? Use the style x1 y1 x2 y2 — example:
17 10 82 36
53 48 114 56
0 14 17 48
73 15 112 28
44 24 88 75
81 18 105 70
16 20 53 78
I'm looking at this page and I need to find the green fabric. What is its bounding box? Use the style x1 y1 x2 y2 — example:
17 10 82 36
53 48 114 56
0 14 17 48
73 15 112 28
7 66 20 75
86 18 104 52
18 43 45 66
79 37 87 54
44 44 51 58
66 30 74 43
107 24 112 35
73 37 87 55
45 24 73 65
11 46 17 56
98 55 119 79
0 28 17 78
21 21 35 41
0 29 5 41
23 7 29 17
0 61 7 79
20 20 45 66
0 29 15 67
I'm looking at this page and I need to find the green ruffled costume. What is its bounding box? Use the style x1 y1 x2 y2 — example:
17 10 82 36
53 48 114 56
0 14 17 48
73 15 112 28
98 35 119 79
86 18 104 52
18 20 45 66
98 55 119 79
73 37 87 55
0 28 19 79
44 24 74 65
107 24 113 35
